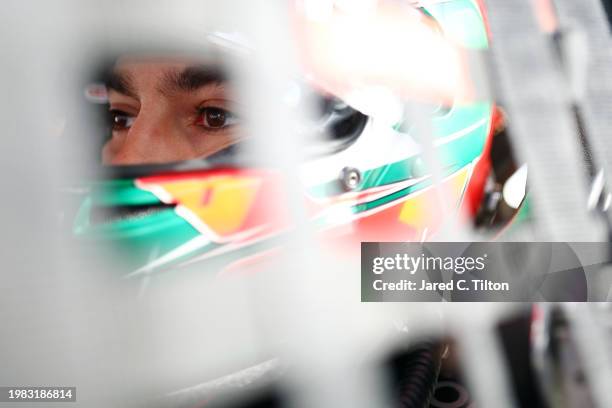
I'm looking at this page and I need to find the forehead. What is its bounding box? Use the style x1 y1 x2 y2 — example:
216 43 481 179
109 56 229 96
113 57 197 85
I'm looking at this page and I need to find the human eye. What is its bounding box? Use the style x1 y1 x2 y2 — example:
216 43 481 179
109 109 136 131
195 107 240 130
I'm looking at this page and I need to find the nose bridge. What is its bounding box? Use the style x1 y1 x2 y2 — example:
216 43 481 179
110 104 181 165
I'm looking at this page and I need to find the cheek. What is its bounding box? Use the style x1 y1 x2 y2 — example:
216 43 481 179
189 130 240 158
101 136 122 165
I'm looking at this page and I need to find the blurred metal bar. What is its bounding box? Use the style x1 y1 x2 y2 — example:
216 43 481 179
563 304 612 408
484 0 604 241
553 0 612 227
229 1 388 407
0 0 80 398
455 319 518 408
403 103 475 243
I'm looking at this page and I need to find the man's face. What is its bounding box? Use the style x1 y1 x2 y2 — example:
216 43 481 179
102 57 242 165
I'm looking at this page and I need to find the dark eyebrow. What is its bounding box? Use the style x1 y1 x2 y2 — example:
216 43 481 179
160 65 228 94
106 70 138 99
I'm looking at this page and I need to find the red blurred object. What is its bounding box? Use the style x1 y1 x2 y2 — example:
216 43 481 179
462 106 502 217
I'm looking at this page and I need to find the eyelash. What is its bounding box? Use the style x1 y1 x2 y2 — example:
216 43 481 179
107 107 239 133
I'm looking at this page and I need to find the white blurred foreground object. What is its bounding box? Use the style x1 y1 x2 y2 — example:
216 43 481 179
294 0 478 106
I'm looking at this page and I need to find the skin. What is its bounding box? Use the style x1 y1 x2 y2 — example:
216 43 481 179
102 57 242 165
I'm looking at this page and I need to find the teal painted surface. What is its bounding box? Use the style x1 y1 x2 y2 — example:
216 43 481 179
90 179 162 206
309 102 491 199
74 179 205 273
426 0 489 49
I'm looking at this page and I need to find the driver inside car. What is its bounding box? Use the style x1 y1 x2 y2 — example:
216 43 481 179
103 57 242 165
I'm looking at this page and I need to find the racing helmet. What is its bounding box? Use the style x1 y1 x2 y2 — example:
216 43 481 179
71 0 494 276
